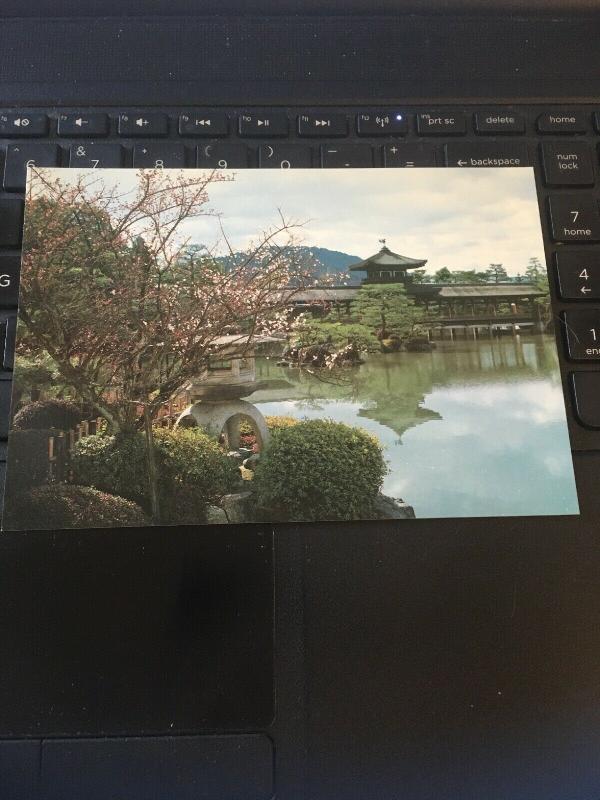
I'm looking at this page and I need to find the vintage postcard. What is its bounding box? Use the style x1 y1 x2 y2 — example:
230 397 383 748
1 166 579 529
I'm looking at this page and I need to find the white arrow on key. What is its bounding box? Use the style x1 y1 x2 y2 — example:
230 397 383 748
581 286 592 294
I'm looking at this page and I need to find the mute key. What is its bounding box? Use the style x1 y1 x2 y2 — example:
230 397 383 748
445 142 529 168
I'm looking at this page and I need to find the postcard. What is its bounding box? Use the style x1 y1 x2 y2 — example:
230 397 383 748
1 166 579 529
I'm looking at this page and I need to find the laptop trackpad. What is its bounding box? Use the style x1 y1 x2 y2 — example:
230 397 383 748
0 525 274 735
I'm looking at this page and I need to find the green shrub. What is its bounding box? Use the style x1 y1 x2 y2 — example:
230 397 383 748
152 427 240 522
252 419 387 522
12 399 84 431
265 415 299 431
3 428 77 518
239 415 298 445
71 428 239 523
2 484 148 531
4 428 55 489
70 431 149 506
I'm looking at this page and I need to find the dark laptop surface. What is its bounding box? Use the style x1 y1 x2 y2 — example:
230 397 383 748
0 2 599 799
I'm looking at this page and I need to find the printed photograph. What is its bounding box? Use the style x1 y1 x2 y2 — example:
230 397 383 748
2 166 579 530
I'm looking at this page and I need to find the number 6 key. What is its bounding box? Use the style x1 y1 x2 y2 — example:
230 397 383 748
3 144 60 192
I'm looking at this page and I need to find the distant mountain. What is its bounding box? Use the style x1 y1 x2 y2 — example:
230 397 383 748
304 246 363 281
215 245 364 285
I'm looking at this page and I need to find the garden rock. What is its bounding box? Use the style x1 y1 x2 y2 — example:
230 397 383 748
222 491 253 523
243 452 260 469
205 505 229 524
375 493 416 519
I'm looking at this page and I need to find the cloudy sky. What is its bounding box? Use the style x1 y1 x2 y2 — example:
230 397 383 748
39 167 545 275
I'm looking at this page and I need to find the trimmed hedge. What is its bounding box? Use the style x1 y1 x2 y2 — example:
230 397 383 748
152 427 240 522
5 428 55 489
2 484 149 531
70 432 150 507
71 428 239 523
12 399 84 431
252 419 387 522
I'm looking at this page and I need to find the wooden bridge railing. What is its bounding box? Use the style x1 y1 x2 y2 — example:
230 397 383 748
48 417 103 482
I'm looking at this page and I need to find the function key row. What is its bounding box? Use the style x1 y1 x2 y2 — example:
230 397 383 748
5 110 600 138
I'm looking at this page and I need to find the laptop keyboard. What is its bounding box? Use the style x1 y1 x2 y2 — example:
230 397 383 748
0 105 599 456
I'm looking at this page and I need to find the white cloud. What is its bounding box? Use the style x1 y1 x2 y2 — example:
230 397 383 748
40 167 545 276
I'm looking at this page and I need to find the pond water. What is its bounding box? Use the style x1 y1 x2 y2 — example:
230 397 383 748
246 335 580 519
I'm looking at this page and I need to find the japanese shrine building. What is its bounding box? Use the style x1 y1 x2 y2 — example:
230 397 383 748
348 243 427 284
289 242 547 323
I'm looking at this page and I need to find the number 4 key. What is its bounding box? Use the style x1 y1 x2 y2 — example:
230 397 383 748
555 252 600 300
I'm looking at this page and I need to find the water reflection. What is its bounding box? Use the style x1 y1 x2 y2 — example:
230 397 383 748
247 335 579 519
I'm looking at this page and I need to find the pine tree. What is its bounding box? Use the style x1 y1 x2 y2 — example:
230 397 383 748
351 284 421 341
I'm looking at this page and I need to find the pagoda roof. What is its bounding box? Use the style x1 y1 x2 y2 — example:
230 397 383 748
349 245 427 272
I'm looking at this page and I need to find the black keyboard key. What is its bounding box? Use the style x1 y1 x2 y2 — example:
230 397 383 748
571 372 600 428
383 143 437 167
563 309 600 360
320 144 373 168
541 142 594 186
178 112 229 137
0 314 15 370
58 113 109 137
417 112 466 135
133 144 186 168
259 144 312 168
69 143 125 169
556 252 600 300
548 195 600 242
537 112 587 134
118 113 168 137
3 144 60 192
298 113 347 137
0 256 20 309
356 111 408 136
445 142 528 168
0 112 48 137
474 112 525 134
0 198 23 246
0 382 10 439
239 113 289 137
196 144 252 168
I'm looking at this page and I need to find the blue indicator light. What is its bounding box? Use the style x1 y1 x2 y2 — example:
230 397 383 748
395 114 403 121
